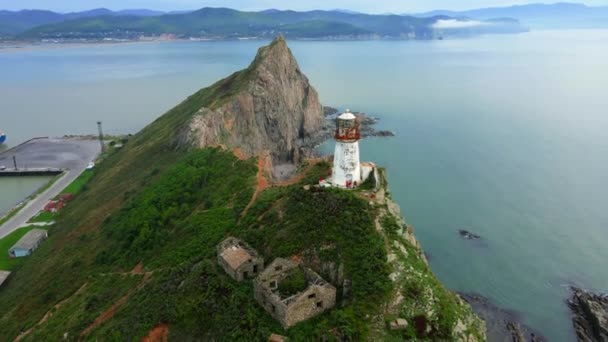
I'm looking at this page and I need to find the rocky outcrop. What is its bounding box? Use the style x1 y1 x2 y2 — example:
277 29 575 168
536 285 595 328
460 293 544 342
568 287 608 342
320 110 395 139
459 229 481 240
372 168 486 341
182 35 324 177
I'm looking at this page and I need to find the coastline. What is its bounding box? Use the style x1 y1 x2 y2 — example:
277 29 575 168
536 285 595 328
0 39 172 53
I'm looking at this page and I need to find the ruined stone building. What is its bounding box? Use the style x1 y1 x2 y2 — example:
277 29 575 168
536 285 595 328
217 237 264 282
254 258 336 328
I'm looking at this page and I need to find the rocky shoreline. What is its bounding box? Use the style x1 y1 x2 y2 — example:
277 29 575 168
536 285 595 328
567 286 608 342
460 292 545 342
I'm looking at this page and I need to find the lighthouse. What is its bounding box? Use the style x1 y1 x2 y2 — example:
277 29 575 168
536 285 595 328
331 110 361 188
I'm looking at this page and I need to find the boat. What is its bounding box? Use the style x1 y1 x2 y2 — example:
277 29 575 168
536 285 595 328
0 130 6 144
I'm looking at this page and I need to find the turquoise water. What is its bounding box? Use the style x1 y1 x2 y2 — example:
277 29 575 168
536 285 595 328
2 31 608 340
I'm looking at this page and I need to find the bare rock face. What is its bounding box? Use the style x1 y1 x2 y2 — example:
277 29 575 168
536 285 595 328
183 36 324 177
568 287 608 342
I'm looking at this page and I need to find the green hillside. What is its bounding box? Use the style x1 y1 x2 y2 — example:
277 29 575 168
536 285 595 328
18 7 526 40
0 38 485 341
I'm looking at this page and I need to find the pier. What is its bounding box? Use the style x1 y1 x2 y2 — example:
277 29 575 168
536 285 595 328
0 137 100 239
0 168 63 177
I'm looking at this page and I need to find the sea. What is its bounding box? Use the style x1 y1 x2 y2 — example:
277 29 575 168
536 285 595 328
1 30 607 341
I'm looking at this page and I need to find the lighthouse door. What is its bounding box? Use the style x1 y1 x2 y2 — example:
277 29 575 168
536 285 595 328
345 174 353 188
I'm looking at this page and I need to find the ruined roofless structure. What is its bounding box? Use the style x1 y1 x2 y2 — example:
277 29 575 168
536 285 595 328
254 258 336 328
217 237 264 281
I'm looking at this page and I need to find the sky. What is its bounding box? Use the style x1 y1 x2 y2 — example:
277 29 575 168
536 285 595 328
0 0 606 13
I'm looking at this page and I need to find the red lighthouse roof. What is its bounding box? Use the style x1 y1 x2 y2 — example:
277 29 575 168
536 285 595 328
334 110 361 141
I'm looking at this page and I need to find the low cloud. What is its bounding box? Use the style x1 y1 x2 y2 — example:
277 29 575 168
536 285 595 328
432 19 489 29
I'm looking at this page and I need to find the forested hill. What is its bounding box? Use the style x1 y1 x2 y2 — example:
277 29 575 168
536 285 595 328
0 36 485 340
6 7 527 40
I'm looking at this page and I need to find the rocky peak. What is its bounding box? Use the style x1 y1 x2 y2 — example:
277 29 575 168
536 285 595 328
182 35 324 179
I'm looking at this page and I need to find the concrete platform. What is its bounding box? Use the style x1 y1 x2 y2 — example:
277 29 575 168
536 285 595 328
0 138 100 239
0 137 99 171
0 271 10 287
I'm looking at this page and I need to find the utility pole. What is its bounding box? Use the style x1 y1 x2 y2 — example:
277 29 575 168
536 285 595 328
12 155 17 170
97 121 105 152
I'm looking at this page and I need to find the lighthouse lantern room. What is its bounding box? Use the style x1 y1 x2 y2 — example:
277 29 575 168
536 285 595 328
331 110 362 188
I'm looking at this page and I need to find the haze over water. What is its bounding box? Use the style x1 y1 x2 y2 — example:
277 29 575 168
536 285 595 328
1 30 607 340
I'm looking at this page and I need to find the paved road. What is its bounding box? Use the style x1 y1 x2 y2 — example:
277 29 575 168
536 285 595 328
0 138 100 239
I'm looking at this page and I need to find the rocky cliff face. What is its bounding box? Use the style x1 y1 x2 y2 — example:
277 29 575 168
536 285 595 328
181 36 324 178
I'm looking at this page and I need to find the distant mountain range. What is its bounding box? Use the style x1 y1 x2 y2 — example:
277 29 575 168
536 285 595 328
414 2 608 28
0 7 527 41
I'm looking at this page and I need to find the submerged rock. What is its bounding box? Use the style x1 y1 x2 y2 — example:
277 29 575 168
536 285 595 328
321 108 395 139
323 106 339 116
371 130 395 137
567 286 608 342
459 229 481 240
460 292 545 341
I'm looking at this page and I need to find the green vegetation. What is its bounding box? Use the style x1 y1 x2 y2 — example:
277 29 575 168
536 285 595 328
359 169 377 191
61 169 94 194
280 20 371 37
0 226 46 270
28 211 56 223
379 214 485 340
28 169 95 224
20 8 442 39
0 37 483 341
277 268 308 297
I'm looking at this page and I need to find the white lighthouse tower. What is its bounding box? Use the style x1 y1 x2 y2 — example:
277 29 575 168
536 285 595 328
331 110 361 188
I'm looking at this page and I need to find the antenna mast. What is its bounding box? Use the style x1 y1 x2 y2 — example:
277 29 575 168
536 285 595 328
97 121 105 152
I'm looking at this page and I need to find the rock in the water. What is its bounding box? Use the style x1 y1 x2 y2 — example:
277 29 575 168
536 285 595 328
354 112 379 126
459 229 481 240
568 286 608 342
319 108 395 140
460 292 545 341
323 106 339 116
371 130 395 137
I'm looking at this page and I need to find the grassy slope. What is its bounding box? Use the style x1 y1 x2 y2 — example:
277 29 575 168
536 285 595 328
0 58 255 339
29 169 94 223
0 226 45 270
7 154 480 341
0 39 483 340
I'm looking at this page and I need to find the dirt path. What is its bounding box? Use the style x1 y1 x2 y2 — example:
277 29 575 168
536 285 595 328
14 283 89 342
240 152 271 218
274 157 325 187
141 324 169 342
240 156 327 220
81 263 153 337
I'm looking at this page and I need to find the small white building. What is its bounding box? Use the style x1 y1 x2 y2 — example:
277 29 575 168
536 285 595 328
331 110 362 188
8 229 48 258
